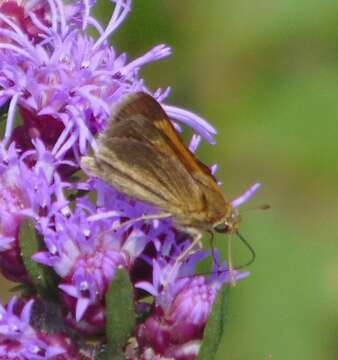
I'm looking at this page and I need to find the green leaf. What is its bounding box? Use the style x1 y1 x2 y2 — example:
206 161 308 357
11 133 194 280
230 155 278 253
106 269 136 360
198 286 228 360
19 220 58 300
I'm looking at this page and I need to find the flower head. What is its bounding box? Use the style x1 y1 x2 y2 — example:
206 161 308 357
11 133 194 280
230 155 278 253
135 254 249 359
0 0 215 170
33 176 190 332
0 140 68 281
33 200 125 330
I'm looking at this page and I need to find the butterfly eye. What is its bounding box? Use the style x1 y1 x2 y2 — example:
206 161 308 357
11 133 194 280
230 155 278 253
214 224 230 233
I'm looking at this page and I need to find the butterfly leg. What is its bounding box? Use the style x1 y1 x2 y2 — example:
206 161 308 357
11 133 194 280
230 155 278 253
176 228 203 262
164 228 203 288
112 212 172 232
182 229 202 259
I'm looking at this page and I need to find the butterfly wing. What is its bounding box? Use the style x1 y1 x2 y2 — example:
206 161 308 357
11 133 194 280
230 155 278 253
81 92 226 226
107 92 219 186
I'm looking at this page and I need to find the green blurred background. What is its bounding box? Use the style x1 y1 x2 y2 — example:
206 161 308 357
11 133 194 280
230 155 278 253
94 1 338 359
1 1 337 359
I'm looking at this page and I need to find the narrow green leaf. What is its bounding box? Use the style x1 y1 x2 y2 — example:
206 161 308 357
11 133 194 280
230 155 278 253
19 220 58 300
106 269 136 360
198 286 228 360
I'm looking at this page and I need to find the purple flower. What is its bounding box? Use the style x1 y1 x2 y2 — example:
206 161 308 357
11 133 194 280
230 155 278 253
0 0 215 170
135 254 249 359
0 1 261 357
33 177 189 332
33 201 125 331
0 297 79 359
0 140 68 282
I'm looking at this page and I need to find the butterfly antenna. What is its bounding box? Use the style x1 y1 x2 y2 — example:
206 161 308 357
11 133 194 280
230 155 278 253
241 203 271 212
235 231 256 269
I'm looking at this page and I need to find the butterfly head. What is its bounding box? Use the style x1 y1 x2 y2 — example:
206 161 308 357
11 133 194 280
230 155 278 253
212 203 256 270
213 204 241 235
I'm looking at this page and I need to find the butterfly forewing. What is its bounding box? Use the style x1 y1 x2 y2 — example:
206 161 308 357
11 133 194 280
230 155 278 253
81 92 227 228
108 92 220 187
